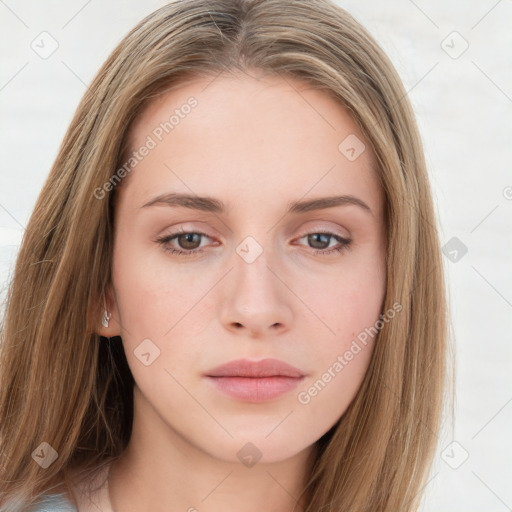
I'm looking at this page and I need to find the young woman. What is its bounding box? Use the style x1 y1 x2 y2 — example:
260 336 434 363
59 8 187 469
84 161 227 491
0 0 450 510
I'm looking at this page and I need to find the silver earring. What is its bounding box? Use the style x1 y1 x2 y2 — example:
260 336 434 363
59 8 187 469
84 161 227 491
102 310 112 328
102 295 112 327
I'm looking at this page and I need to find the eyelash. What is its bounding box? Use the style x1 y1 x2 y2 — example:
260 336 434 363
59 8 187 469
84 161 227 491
155 228 352 257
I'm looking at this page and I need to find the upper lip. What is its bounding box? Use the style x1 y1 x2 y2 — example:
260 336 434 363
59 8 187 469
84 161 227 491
206 358 305 378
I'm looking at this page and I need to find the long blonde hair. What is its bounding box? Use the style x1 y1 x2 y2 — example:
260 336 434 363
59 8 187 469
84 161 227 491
0 1 451 510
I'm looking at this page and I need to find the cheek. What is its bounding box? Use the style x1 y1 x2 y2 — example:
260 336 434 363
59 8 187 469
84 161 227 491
306 283 382 383
293 299 383 429
110 248 203 397
303 251 386 343
294 250 386 410
112 238 198 335
110 242 218 387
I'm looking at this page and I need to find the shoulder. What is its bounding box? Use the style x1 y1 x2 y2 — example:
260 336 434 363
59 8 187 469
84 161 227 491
26 461 112 512
27 493 78 512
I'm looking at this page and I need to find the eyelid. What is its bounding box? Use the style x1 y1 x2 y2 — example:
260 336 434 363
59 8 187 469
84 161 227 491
296 222 350 240
154 227 215 245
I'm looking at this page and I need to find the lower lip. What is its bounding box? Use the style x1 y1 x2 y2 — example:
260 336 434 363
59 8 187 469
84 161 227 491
206 376 304 402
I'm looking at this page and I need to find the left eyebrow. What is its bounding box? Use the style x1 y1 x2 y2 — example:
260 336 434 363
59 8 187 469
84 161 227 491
141 193 372 216
286 195 372 216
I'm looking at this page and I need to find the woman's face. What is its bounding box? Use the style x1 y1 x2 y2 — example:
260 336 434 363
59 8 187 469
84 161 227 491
104 70 387 464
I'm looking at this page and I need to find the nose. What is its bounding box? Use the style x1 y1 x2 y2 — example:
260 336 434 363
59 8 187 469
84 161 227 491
219 244 293 338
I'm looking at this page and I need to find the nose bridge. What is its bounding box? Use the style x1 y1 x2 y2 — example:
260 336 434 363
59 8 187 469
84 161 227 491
219 233 293 334
233 234 278 303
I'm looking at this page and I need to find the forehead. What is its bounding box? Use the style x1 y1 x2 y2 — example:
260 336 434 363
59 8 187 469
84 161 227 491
120 71 382 214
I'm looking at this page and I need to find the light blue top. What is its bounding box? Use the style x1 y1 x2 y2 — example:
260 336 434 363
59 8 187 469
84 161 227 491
27 493 78 512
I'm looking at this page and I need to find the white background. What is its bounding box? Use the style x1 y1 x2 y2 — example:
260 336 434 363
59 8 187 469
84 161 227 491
1 1 511 510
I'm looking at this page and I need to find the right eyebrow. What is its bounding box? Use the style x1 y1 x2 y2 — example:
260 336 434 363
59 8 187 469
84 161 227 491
141 193 224 212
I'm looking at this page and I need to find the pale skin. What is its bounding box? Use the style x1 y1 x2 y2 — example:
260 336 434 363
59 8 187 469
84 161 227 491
83 69 387 512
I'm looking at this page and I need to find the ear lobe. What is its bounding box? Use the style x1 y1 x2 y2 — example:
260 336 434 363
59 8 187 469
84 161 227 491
96 287 121 337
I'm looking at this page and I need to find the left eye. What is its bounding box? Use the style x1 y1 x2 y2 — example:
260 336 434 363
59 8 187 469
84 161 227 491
155 230 352 257
296 232 352 255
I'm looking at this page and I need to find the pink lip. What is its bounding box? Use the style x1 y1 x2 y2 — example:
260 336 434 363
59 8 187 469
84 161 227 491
205 358 305 403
